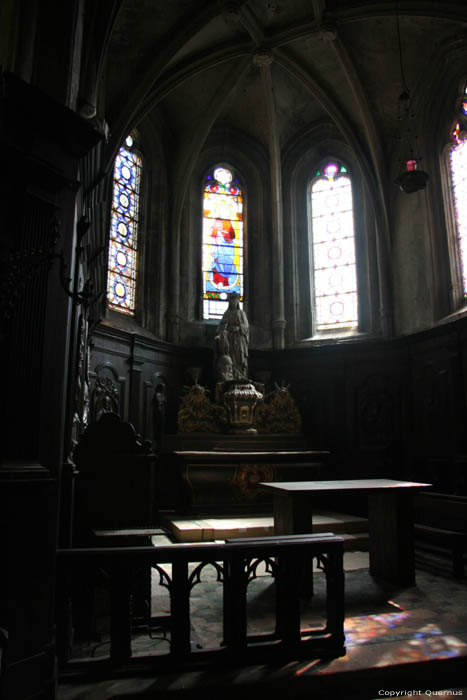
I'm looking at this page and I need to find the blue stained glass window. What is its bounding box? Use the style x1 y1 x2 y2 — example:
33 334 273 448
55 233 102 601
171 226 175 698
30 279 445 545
202 166 244 320
311 162 358 331
449 124 467 296
107 137 142 314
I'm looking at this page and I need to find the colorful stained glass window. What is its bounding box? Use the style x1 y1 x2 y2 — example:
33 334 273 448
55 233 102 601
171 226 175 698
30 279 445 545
449 124 467 295
202 166 244 320
311 162 358 331
107 136 142 314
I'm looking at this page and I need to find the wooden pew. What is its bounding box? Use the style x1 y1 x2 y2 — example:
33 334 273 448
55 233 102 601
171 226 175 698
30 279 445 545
57 533 345 673
414 492 467 577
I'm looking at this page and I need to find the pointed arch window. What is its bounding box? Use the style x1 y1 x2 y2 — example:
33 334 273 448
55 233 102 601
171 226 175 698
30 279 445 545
447 83 467 299
310 161 358 332
202 166 244 320
107 135 142 315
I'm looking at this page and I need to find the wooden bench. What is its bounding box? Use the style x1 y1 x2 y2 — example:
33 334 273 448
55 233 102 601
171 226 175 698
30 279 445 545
414 492 467 577
57 533 345 673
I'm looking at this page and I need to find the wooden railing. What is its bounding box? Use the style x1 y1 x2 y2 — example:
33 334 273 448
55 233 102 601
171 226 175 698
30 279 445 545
56 533 345 672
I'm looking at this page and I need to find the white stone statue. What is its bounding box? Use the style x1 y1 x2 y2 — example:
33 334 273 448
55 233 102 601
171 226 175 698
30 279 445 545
215 293 249 380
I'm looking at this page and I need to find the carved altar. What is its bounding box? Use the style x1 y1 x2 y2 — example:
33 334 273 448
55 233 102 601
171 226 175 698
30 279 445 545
172 446 328 514
169 296 325 514
172 378 316 513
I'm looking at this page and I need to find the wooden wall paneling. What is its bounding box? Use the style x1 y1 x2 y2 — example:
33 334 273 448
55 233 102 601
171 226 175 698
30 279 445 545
349 343 408 479
130 337 171 444
90 327 131 420
395 340 412 479
302 363 346 462
88 315 467 504
143 375 156 446
89 325 210 437
1 72 103 700
3 194 57 460
408 330 464 491
128 362 143 435
143 348 180 438
141 371 166 449
263 346 347 466
355 373 396 452
128 337 144 438
409 332 461 452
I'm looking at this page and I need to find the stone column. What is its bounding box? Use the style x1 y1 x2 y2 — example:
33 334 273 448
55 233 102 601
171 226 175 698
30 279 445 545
256 51 287 349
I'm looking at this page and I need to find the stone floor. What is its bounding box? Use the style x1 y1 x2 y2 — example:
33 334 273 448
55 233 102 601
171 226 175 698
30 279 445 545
168 511 368 543
59 546 467 700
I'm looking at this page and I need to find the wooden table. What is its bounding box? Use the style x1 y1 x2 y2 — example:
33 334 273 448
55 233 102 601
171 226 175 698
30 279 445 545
260 478 431 586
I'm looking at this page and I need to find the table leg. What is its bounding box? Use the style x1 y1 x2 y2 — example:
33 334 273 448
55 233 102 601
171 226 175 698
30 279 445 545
368 491 415 586
273 492 313 535
273 492 315 596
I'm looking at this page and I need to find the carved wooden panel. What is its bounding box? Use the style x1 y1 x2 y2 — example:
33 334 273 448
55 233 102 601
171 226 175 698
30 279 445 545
90 363 126 422
3 195 58 459
356 374 396 450
410 335 463 457
143 372 167 450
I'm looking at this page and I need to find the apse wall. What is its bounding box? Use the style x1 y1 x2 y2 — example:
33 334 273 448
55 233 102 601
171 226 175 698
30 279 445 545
91 311 467 509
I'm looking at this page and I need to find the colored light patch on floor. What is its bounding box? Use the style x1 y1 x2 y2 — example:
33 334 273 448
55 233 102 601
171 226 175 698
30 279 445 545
345 611 411 642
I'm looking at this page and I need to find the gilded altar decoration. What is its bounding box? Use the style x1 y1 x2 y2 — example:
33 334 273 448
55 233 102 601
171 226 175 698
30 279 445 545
223 380 263 434
231 464 274 500
177 380 303 435
177 383 228 433
256 383 302 434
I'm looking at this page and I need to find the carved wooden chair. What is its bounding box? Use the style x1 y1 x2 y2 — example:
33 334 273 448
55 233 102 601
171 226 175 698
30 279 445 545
71 412 158 642
73 412 157 541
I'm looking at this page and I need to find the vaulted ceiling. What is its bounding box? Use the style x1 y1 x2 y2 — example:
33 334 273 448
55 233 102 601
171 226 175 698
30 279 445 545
102 0 467 177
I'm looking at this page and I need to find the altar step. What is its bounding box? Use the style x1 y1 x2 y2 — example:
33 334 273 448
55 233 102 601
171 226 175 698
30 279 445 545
168 512 369 551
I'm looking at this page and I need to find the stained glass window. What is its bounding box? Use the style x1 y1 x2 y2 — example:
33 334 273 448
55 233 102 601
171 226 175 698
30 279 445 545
310 162 358 331
202 166 244 320
107 135 142 315
449 121 467 296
